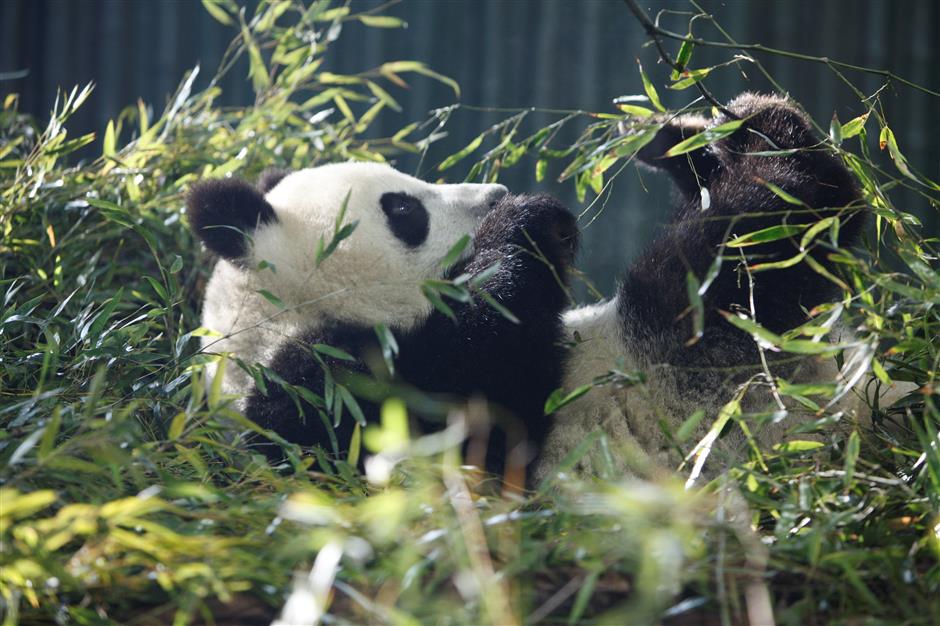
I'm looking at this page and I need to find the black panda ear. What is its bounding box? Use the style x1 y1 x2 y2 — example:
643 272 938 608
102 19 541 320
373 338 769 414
258 168 292 194
186 178 278 261
635 115 721 198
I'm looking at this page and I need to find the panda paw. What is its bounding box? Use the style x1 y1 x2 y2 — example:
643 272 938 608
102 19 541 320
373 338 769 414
475 193 580 270
718 92 817 152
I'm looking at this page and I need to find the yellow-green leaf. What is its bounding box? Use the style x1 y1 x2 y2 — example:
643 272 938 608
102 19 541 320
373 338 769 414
616 104 654 118
201 0 233 25
664 118 744 157
359 15 406 28
672 39 694 78
438 134 484 171
103 120 116 157
727 224 807 248
669 67 712 90
840 112 869 139
636 59 664 112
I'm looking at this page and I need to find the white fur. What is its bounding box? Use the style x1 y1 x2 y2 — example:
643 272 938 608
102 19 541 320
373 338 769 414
199 162 506 401
535 297 906 481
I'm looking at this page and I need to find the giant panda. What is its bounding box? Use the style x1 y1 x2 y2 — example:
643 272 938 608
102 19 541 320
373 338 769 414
534 93 866 481
189 94 866 483
187 163 579 475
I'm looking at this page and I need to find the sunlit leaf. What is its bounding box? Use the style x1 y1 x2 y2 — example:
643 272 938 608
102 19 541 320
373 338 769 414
636 59 664 112
664 118 744 157
726 224 807 248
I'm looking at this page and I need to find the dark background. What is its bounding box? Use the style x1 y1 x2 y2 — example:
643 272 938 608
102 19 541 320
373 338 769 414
3 0 938 296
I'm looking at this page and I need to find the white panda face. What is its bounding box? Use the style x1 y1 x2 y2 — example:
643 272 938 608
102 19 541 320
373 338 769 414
197 162 506 331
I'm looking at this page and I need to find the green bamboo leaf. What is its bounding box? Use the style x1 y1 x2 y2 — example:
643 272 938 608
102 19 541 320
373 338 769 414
359 15 406 28
38 408 61 459
829 112 843 145
337 385 367 427
668 67 712 90
676 409 706 443
775 440 825 453
241 23 269 93
422 284 456 321
333 93 355 123
544 384 593 414
440 234 471 269
749 251 808 272
721 311 782 346
313 6 350 21
636 59 664 112
438 134 484 171
685 271 704 346
761 179 808 206
201 0 233 25
478 290 519 324
672 39 694 78
840 112 869 139
779 339 841 355
255 0 290 31
535 158 548 182
103 119 116 157
726 224 807 248
843 430 860 488
168 412 187 440
145 275 168 302
664 118 744 157
87 288 123 341
256 289 285 309
374 323 399 375
615 104 654 118
313 344 357 362
880 125 919 184
613 127 659 158
800 217 838 250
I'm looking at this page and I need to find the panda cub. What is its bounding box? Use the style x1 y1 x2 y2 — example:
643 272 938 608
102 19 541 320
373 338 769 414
187 163 578 473
535 93 864 480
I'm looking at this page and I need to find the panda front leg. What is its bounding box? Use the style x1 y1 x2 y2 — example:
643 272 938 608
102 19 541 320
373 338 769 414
394 193 580 475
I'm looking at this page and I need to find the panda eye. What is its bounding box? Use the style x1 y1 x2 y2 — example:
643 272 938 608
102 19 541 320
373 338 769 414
380 192 429 248
391 200 413 215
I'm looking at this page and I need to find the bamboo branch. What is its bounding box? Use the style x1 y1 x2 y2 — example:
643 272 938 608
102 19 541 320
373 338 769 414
622 0 738 118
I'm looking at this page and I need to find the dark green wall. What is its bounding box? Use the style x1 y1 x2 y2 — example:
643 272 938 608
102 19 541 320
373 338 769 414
3 0 937 295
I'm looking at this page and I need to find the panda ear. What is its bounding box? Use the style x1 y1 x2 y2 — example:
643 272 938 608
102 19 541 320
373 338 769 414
258 168 291 194
635 115 722 198
187 178 278 261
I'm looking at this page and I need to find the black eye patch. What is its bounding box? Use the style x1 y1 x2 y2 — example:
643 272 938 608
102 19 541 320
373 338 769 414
380 192 429 248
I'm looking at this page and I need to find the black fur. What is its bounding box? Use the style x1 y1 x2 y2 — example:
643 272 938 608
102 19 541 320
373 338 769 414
381 192 430 248
187 178 278 260
621 93 863 377
246 194 578 475
258 168 291 193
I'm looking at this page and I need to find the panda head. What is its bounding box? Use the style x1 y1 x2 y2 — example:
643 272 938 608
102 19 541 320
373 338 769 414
187 162 507 328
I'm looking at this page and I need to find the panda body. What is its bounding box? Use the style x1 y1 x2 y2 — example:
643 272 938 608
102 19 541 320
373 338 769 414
188 162 579 474
535 93 868 480
191 93 871 482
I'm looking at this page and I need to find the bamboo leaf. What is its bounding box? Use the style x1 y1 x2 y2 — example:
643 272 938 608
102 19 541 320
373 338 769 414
664 118 744 157
359 15 406 28
668 67 712 90
438 134 484 171
636 59 664 112
727 224 807 248
201 0 233 25
840 112 870 139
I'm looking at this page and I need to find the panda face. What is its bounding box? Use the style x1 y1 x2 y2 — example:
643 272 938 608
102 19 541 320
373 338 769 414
190 162 506 334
